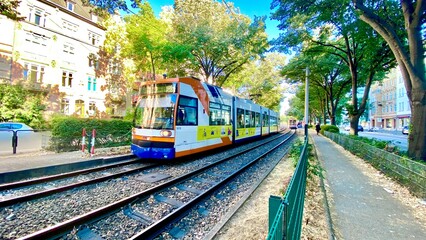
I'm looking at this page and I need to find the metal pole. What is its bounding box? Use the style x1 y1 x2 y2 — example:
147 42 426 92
12 131 18 154
304 68 309 137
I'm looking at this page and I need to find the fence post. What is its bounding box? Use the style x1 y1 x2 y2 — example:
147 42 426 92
90 129 96 157
82 128 86 153
12 130 18 154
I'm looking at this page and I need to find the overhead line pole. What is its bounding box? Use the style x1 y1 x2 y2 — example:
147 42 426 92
304 67 309 138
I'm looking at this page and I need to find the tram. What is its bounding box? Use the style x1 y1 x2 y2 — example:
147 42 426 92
131 77 279 159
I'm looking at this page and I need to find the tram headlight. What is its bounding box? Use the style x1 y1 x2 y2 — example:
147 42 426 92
160 130 172 137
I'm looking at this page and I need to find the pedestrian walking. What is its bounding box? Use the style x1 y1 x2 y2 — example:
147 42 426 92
315 122 321 135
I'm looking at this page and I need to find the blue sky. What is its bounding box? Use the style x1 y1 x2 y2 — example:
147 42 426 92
128 0 280 40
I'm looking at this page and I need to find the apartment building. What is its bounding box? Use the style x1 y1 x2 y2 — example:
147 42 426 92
0 0 126 118
368 67 411 130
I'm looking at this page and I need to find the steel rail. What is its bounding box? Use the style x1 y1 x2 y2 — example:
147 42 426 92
0 162 159 208
131 132 295 239
0 155 137 190
18 132 294 240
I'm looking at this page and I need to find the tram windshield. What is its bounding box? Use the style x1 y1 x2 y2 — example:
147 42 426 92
135 94 176 129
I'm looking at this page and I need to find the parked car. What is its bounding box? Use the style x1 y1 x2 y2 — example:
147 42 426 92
358 125 364 132
344 125 350 131
0 122 34 134
368 127 379 132
402 126 409 135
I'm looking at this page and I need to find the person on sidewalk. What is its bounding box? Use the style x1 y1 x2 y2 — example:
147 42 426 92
315 122 321 135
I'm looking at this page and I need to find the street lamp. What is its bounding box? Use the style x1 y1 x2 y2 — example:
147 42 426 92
304 67 309 137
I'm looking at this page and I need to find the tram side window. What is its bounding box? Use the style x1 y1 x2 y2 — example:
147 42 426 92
244 110 251 128
237 108 245 128
177 96 198 125
222 105 231 125
255 112 260 127
263 112 269 126
249 111 256 127
209 102 222 125
270 117 277 126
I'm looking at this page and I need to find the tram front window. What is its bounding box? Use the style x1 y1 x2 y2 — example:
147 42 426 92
135 95 175 129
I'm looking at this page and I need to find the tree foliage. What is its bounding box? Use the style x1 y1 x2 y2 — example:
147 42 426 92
0 0 24 20
170 0 269 86
0 84 46 128
225 53 286 111
271 0 395 135
282 50 352 125
352 0 426 160
124 2 171 79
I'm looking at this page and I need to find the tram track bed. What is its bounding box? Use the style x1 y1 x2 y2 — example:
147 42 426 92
0 132 295 239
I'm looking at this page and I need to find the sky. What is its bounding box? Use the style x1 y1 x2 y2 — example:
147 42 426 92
132 0 281 41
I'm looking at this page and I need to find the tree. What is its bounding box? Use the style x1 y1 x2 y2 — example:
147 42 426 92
0 0 24 20
282 50 352 125
0 84 45 128
171 0 268 86
224 52 286 111
124 2 169 80
352 0 425 160
271 0 395 135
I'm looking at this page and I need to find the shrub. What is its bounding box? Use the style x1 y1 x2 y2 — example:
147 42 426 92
48 116 132 152
320 124 339 134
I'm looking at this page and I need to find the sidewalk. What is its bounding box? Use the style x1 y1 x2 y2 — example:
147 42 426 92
0 146 131 174
311 132 426 239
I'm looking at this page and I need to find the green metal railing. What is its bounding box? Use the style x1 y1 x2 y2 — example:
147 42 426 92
325 131 426 198
267 138 309 240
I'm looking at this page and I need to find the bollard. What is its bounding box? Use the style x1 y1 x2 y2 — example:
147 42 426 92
90 129 96 157
12 131 18 154
82 128 86 152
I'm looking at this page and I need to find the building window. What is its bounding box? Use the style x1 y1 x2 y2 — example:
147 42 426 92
34 12 41 25
88 102 96 116
63 44 74 55
61 99 69 114
28 8 45 27
25 32 48 49
88 54 98 69
67 2 74 11
88 77 92 91
62 71 73 87
24 63 45 83
88 32 99 46
87 77 97 91
62 20 78 32
75 100 84 117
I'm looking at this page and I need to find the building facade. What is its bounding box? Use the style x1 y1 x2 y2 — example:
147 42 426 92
0 0 126 118
369 67 411 130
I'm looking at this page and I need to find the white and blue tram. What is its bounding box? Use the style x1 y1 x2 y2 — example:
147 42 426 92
131 77 279 159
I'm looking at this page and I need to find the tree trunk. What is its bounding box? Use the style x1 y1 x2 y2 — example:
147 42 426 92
408 89 426 161
350 114 360 135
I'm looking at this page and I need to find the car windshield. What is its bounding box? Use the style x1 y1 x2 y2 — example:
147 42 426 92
135 94 176 130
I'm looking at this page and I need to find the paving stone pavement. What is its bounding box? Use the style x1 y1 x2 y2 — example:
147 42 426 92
311 132 426 240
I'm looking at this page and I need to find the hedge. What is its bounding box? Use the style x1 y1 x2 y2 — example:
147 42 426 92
319 124 340 134
48 116 132 152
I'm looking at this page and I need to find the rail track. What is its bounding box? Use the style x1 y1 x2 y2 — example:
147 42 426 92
0 131 296 239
